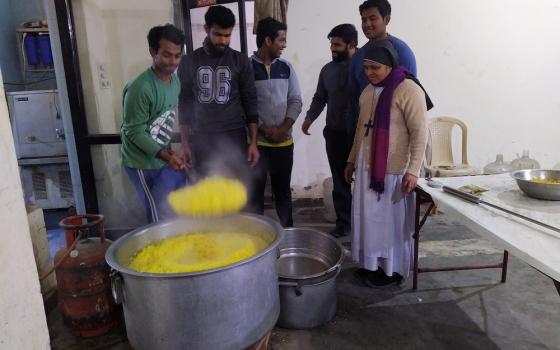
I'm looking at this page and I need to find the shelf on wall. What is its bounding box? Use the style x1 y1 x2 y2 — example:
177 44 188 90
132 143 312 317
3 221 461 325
16 27 50 33
16 25 55 82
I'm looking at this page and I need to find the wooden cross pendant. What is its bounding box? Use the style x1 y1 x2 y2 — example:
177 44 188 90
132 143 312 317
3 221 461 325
364 119 375 136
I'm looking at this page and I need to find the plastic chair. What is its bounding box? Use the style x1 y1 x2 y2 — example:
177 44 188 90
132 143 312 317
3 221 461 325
425 116 478 177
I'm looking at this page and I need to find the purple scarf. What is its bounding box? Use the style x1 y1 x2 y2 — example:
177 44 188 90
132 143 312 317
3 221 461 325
369 65 407 194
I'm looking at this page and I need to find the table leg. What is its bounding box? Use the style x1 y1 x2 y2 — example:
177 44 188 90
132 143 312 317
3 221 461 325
414 186 508 289
413 188 436 290
413 190 421 290
501 251 509 283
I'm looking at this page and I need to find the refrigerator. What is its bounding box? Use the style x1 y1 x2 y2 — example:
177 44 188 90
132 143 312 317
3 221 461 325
7 89 74 209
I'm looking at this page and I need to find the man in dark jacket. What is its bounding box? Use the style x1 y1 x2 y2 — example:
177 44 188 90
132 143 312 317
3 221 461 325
178 5 259 182
302 24 358 237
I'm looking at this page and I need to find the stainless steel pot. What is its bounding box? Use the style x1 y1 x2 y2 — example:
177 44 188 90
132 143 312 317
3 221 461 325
277 228 344 329
105 214 283 350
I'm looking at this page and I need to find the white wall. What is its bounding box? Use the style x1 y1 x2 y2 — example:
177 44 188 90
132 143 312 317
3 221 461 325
0 69 50 349
287 0 560 195
285 1 366 197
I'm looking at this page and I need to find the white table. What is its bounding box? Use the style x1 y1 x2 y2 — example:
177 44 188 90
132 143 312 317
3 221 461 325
414 174 560 291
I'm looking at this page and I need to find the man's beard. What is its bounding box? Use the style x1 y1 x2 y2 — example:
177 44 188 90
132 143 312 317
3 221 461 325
204 37 227 56
332 49 349 62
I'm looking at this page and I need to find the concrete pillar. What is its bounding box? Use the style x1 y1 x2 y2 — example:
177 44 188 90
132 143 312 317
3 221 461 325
0 68 51 349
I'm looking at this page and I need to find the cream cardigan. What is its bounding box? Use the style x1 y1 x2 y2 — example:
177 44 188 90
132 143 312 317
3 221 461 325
347 79 428 177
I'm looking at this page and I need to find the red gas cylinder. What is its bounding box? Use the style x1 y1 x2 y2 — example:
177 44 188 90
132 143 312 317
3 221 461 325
54 214 118 337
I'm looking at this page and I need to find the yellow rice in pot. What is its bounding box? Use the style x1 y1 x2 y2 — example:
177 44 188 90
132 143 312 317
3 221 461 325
128 231 272 274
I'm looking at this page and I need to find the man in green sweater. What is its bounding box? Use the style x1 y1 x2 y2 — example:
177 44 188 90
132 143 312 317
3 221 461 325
120 24 186 223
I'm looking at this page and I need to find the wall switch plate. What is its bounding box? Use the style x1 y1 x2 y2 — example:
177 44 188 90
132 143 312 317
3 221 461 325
98 64 110 89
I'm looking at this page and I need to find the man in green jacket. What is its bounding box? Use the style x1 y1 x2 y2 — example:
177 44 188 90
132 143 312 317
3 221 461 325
120 24 186 223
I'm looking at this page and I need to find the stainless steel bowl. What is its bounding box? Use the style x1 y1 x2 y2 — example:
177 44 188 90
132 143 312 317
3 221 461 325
511 169 560 201
277 228 344 280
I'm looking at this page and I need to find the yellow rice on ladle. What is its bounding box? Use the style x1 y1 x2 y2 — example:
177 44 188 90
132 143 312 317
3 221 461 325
128 176 267 274
168 176 247 217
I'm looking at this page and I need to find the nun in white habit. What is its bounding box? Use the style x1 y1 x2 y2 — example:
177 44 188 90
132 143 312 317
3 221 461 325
344 40 430 287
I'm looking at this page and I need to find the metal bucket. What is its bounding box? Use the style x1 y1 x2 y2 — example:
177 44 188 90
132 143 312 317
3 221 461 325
105 214 283 350
277 228 344 329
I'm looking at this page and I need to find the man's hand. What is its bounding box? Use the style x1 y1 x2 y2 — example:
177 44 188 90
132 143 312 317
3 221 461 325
301 118 313 135
158 149 185 171
344 162 355 184
259 125 274 140
260 125 287 143
268 127 290 143
180 126 193 169
260 118 294 143
168 152 185 171
248 143 260 168
259 125 272 138
182 144 193 169
401 173 418 195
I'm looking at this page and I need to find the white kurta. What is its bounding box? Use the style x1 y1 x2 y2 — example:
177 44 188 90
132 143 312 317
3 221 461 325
351 144 416 277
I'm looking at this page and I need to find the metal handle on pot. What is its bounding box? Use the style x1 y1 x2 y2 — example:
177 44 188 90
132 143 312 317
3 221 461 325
279 281 303 296
110 270 124 304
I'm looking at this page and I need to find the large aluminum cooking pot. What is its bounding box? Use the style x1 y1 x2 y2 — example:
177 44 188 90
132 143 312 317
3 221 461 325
105 214 283 350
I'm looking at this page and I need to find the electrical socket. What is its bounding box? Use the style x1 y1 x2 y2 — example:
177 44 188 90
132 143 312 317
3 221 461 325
98 63 110 89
